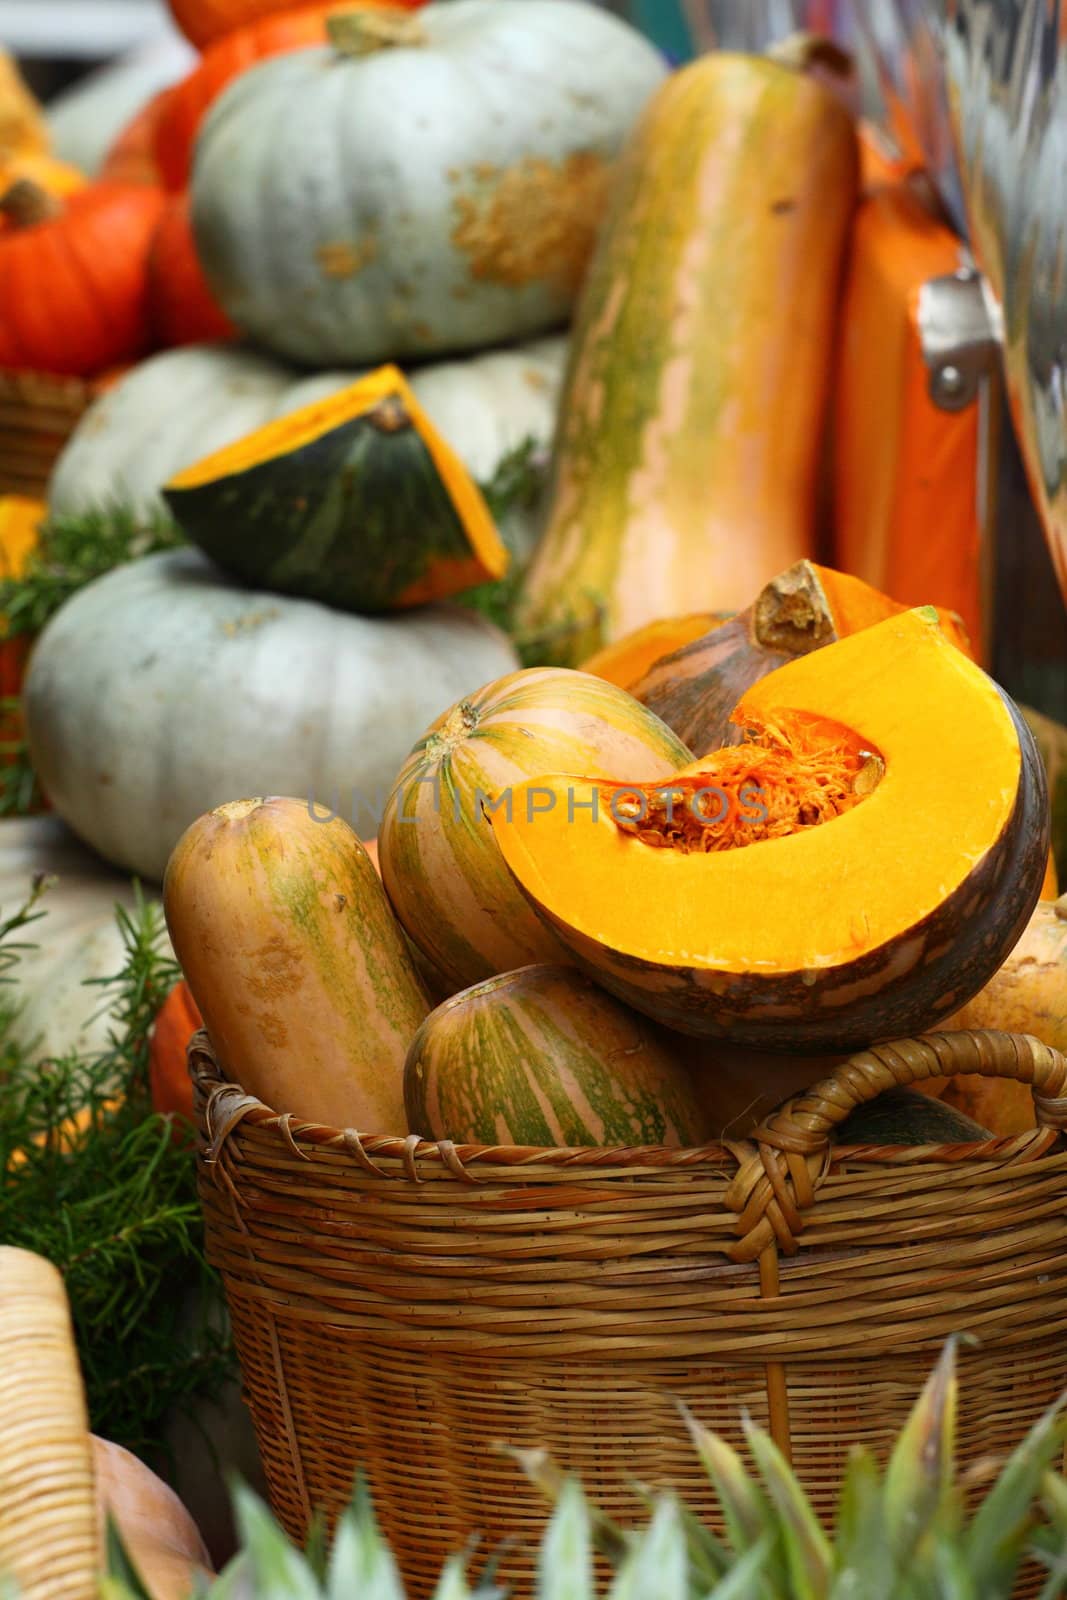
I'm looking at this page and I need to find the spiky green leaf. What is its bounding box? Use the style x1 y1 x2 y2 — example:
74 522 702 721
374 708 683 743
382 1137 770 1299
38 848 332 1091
538 1479 594 1600
883 1340 958 1566
743 1420 832 1600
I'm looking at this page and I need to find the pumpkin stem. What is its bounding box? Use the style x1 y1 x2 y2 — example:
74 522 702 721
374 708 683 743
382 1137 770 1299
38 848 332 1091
751 561 836 655
326 7 428 56
0 177 61 227
767 31 855 83
369 395 413 434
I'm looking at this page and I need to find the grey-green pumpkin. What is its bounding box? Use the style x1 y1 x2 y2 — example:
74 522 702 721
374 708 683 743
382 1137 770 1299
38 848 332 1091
189 0 666 365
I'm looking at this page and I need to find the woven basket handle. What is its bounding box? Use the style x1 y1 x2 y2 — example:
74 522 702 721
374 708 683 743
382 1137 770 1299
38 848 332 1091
725 1031 1067 1264
751 1029 1067 1157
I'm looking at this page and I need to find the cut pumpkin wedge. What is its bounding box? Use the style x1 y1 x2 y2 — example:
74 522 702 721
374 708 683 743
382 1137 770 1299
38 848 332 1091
489 608 1049 1050
163 364 507 613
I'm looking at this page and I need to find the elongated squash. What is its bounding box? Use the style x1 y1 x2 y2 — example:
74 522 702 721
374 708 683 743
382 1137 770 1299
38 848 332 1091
516 44 859 663
633 561 974 754
405 964 709 1148
490 609 1049 1051
378 667 691 993
1022 704 1067 885
164 365 506 612
163 796 429 1131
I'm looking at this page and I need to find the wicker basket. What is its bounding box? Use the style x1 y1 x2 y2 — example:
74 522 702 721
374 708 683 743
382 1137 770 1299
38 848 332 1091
192 1027 1067 1598
0 368 101 498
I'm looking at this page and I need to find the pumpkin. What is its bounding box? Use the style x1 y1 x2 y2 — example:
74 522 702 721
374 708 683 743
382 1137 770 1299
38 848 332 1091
515 43 859 665
0 495 42 754
98 90 170 186
924 896 1067 1136
0 50 47 160
0 180 164 376
0 151 85 202
0 815 172 1064
149 979 202 1127
156 2 418 189
168 0 424 51
684 1042 848 1141
489 608 1049 1051
1022 704 1067 886
189 1 666 366
48 338 566 567
834 1087 991 1145
405 964 710 1148
24 548 518 882
1043 852 1060 900
378 667 692 994
165 796 429 1130
45 40 196 179
632 560 975 756
578 613 727 692
164 365 508 611
92 1436 213 1600
147 191 235 348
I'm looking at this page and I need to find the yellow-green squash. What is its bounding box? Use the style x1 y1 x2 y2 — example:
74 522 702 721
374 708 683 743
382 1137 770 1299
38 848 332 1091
378 667 692 993
163 795 429 1131
405 964 710 1148
517 44 859 663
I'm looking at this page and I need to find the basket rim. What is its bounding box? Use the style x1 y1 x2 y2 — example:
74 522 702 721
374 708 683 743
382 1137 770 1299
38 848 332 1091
188 1028 1067 1177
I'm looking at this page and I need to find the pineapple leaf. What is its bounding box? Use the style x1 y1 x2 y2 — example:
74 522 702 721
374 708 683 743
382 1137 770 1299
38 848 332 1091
608 1496 688 1600
430 1554 476 1600
538 1478 593 1600
326 1471 405 1600
509 1445 634 1569
929 1534 981 1600
705 1536 776 1600
103 1517 154 1599
883 1339 958 1567
743 1418 832 1600
829 1447 892 1600
230 1482 321 1599
963 1392 1067 1594
682 1406 772 1552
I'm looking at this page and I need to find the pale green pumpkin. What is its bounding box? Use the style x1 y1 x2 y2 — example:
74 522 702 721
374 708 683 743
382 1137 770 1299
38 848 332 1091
189 0 666 365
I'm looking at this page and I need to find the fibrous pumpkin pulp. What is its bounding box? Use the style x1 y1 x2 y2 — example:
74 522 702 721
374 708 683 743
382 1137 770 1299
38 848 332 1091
516 42 859 663
405 964 710 1148
164 365 507 611
490 609 1049 1050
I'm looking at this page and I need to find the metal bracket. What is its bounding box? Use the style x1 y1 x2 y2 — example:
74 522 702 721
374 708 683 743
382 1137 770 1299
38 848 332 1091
917 267 1001 412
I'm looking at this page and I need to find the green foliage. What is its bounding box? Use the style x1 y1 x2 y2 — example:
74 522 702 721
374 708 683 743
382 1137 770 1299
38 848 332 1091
0 880 234 1455
99 1342 1067 1599
458 436 552 657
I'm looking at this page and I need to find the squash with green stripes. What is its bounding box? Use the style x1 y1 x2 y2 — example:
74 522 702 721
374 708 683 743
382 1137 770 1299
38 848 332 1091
405 964 709 1148
378 667 692 993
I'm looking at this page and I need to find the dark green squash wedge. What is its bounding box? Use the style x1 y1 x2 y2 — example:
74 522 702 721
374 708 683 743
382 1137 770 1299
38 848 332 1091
835 1088 991 1146
162 364 508 612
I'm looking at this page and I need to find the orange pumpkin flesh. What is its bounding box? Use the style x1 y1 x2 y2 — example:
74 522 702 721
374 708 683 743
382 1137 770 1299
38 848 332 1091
579 612 726 691
0 181 164 376
149 979 203 1127
163 796 429 1131
633 559 974 755
490 608 1048 1051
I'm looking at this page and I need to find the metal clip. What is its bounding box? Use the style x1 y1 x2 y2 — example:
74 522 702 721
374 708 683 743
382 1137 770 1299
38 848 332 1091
917 267 1001 412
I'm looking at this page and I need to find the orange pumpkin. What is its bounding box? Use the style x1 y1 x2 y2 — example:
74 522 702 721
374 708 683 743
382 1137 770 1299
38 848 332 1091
0 495 43 769
149 979 202 1127
148 192 234 347
98 89 170 187
0 181 165 376
0 48 47 160
167 0 424 55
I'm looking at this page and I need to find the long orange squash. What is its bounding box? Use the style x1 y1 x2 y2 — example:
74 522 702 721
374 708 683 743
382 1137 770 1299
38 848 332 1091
164 797 429 1132
516 41 859 664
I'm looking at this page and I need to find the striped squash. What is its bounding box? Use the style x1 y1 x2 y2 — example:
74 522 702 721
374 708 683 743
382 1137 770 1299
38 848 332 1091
516 43 858 664
378 667 692 993
164 796 429 1132
405 964 709 1147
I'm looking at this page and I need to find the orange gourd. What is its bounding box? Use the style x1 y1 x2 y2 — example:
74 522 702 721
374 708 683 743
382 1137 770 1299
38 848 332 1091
579 613 726 692
0 181 164 376
149 979 203 1127
0 49 47 160
167 0 424 54
92 1436 213 1600
0 496 43 770
98 90 170 187
148 192 234 347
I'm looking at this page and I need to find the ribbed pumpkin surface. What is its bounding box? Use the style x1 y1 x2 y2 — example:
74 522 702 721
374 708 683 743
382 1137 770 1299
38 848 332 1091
405 964 709 1148
378 668 691 993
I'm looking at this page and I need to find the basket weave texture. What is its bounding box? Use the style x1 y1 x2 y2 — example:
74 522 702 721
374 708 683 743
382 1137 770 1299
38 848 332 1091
192 1027 1067 1598
0 368 99 498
